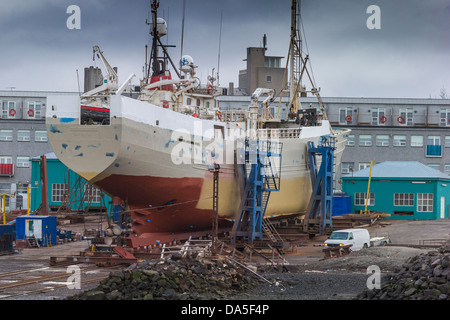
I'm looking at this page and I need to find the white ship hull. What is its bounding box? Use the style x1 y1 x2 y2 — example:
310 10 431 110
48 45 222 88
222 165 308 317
46 94 349 246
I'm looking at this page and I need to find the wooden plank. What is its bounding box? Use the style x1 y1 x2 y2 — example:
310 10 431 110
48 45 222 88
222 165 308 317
113 245 137 259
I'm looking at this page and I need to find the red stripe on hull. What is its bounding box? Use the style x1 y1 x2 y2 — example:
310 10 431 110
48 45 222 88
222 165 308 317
81 106 110 112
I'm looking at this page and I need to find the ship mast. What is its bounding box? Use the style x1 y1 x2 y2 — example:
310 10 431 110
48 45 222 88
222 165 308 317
289 0 302 112
150 0 161 78
144 0 180 85
277 0 304 117
277 0 329 122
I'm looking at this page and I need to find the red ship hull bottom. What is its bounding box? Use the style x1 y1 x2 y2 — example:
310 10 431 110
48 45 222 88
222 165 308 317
95 174 233 247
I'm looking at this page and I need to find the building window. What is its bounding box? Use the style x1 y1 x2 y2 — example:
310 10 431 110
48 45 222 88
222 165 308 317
0 156 12 164
411 135 423 147
372 108 386 126
417 193 433 212
264 57 281 68
52 183 68 202
358 162 371 171
1 101 16 119
427 136 441 145
355 192 375 206
27 101 42 119
376 135 389 146
84 185 103 203
35 131 48 142
426 136 442 157
359 134 372 146
445 136 450 147
186 98 191 105
440 109 450 127
427 164 441 171
16 156 30 168
1 102 8 119
393 135 406 147
445 164 450 175
394 193 414 206
398 108 413 126
17 130 31 142
346 134 355 146
339 107 353 125
0 130 13 141
196 99 201 107
266 75 272 83
0 156 13 176
341 162 354 174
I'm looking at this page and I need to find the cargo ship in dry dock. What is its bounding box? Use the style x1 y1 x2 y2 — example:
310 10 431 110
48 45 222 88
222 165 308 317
45 0 350 247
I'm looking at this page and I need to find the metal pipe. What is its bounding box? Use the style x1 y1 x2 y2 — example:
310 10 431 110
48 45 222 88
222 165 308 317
364 160 373 214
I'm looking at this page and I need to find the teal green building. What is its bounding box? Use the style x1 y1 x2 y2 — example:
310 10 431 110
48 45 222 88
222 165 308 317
342 161 450 220
30 153 111 213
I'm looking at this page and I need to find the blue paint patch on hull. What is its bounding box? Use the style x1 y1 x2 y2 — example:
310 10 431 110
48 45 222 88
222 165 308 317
49 124 61 133
60 118 77 123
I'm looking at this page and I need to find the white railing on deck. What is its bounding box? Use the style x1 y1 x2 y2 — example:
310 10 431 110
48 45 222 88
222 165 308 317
257 128 301 139
220 110 246 122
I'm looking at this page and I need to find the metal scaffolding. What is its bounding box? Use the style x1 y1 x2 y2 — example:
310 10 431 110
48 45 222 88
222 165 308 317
304 135 336 236
231 139 282 244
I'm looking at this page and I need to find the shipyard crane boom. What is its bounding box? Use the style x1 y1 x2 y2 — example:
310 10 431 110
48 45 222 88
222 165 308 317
93 45 118 89
82 46 135 98
248 88 275 138
81 45 119 97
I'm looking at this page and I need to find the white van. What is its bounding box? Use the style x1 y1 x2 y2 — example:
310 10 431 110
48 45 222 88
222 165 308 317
324 228 370 251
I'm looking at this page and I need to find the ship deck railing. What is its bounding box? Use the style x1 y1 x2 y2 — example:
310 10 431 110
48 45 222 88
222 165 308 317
257 128 301 139
220 110 247 122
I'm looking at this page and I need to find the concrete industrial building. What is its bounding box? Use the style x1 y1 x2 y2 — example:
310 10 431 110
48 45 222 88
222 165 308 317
324 96 450 183
238 35 286 96
0 90 79 211
218 94 450 188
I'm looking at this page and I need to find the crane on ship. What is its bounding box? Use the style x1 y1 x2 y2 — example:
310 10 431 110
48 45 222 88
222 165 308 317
81 46 135 98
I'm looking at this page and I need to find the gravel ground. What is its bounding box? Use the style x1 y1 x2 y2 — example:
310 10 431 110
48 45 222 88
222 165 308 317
299 246 432 272
227 246 433 300
1 218 447 302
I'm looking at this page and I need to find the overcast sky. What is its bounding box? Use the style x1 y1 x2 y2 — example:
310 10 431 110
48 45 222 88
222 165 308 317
0 0 449 98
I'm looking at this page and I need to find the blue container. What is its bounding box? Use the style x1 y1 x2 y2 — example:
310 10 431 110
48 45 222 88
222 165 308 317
15 216 57 246
0 225 14 252
332 195 351 216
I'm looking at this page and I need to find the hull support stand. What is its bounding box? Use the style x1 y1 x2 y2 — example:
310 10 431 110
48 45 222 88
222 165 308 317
304 135 336 236
230 139 282 245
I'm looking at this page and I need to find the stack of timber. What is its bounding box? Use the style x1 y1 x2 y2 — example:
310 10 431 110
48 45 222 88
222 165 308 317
332 212 390 230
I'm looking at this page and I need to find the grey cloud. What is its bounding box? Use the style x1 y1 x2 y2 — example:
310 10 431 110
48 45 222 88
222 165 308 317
0 0 448 98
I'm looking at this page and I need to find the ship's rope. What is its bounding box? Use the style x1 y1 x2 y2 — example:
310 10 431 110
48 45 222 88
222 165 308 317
119 196 214 214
